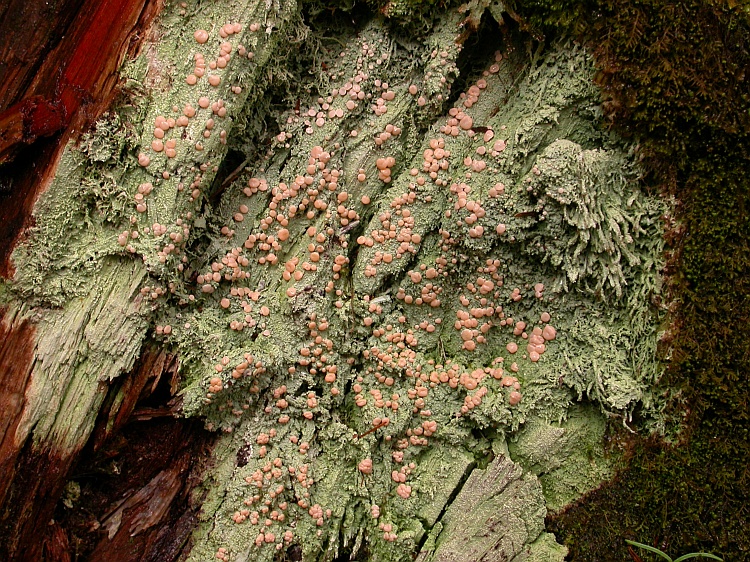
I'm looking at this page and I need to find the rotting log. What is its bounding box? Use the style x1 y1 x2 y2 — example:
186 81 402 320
0 0 668 560
0 263 148 561
0 0 175 557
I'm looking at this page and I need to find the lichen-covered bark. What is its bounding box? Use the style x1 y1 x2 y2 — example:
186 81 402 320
415 455 554 562
0 0 667 559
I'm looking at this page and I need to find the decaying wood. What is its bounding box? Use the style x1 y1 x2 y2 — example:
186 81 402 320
43 521 72 562
91 348 179 451
0 307 36 507
83 420 213 562
0 0 668 559
0 1 169 557
0 0 161 274
417 455 554 562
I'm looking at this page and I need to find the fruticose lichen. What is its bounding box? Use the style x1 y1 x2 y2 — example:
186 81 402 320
5 0 667 559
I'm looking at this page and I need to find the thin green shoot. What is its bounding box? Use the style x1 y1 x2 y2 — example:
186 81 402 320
625 540 723 562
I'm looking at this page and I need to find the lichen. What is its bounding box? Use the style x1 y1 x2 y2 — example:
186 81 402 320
508 403 613 513
10 259 149 452
522 1 750 559
173 18 662 561
6 0 667 559
419 455 551 562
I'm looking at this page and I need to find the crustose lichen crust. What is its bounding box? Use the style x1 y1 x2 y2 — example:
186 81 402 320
5 0 666 560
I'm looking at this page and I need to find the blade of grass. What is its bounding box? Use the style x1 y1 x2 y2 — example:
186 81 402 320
673 554 723 562
625 540 674 562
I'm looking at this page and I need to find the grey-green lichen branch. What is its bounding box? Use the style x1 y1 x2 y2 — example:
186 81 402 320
3 0 667 560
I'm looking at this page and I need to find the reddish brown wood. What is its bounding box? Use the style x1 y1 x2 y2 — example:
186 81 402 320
1 444 82 562
0 0 162 277
0 308 37 510
43 521 73 562
0 0 160 161
88 451 193 561
0 96 69 160
91 349 179 452
63 417 214 562
0 0 86 112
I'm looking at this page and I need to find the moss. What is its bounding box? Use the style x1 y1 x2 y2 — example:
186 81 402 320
508 0 750 559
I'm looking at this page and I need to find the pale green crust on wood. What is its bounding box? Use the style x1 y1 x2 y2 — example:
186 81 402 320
3 0 666 559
